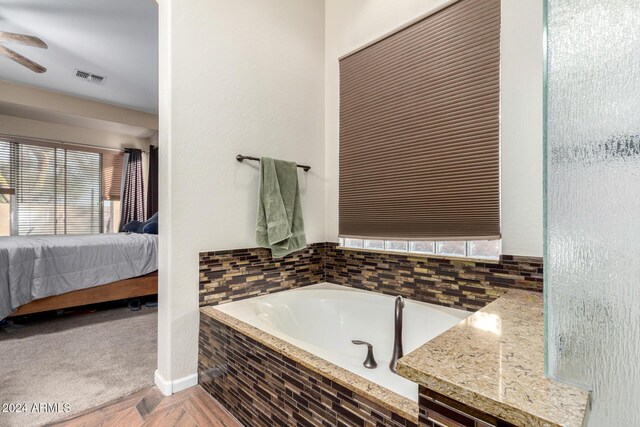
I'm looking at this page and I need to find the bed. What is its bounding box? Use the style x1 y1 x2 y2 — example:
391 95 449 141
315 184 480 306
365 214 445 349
0 233 158 320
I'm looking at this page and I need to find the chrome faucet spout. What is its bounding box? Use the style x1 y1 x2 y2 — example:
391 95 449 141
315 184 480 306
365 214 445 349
389 295 405 373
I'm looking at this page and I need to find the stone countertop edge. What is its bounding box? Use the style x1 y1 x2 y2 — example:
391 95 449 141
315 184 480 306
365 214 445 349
396 290 590 427
200 306 419 423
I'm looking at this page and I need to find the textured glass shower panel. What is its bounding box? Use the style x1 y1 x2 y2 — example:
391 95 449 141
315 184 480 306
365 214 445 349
546 1 640 425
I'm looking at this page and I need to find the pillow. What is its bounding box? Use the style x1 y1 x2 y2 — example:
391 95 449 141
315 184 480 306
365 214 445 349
123 213 158 234
145 212 158 224
141 212 158 234
123 220 143 233
143 221 158 235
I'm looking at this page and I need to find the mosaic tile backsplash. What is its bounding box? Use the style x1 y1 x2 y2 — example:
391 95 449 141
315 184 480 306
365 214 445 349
324 243 542 312
199 242 542 312
199 243 325 306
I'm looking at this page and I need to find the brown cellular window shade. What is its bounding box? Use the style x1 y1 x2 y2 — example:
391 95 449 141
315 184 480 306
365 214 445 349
339 0 501 241
102 151 124 200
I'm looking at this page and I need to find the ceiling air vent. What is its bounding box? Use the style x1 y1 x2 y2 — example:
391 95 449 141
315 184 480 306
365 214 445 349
75 70 90 79
74 69 107 85
89 74 105 84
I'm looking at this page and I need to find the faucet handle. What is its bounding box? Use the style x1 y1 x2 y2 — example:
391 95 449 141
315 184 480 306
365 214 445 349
352 340 378 369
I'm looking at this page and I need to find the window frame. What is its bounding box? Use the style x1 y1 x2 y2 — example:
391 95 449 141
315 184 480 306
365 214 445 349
0 140 119 237
338 237 501 260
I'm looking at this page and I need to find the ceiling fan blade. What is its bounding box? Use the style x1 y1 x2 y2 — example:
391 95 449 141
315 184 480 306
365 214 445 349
0 31 48 49
0 45 46 73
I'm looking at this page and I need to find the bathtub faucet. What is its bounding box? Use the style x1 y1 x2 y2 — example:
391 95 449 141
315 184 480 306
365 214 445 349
389 295 405 373
352 340 378 369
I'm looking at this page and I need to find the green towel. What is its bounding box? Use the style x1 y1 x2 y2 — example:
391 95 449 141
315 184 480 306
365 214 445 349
256 157 306 258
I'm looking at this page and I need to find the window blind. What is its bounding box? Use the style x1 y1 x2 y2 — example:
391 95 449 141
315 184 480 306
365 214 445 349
16 143 58 235
339 0 501 240
0 139 104 235
0 141 15 195
62 149 102 234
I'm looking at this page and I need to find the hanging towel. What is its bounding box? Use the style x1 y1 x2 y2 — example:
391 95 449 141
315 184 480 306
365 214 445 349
256 157 306 258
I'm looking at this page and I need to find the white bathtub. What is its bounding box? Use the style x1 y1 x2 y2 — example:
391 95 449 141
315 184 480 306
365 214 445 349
213 283 470 401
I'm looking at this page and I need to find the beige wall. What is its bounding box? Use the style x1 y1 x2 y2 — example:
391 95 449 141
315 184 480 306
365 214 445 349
324 0 543 257
0 81 158 132
0 80 157 152
0 114 151 152
498 0 544 257
157 0 325 391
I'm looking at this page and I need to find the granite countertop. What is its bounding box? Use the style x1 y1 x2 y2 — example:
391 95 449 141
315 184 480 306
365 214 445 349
397 290 589 427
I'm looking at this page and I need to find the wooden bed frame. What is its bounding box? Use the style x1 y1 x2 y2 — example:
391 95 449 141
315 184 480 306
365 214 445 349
10 271 158 317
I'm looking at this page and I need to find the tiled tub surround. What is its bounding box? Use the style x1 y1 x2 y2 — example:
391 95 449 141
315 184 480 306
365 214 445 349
419 387 518 427
199 242 543 313
199 243 324 306
197 289 589 427
200 306 420 427
324 244 543 312
397 290 589 427
198 244 552 426
211 284 469 400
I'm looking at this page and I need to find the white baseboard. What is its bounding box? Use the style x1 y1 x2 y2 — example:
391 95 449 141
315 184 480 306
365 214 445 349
155 369 198 396
173 372 198 393
154 370 172 396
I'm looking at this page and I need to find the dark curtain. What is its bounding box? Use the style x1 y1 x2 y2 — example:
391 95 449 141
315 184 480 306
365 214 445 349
146 145 158 218
119 148 145 231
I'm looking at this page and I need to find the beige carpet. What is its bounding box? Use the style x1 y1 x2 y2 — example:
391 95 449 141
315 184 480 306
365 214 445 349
0 306 157 427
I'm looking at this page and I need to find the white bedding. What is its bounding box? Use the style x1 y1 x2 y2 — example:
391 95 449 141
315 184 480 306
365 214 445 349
0 233 158 320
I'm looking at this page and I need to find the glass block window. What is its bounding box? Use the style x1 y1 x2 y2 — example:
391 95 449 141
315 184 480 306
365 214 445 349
363 239 384 250
339 237 500 260
409 241 435 254
468 240 501 258
385 240 408 252
436 241 466 257
343 238 363 248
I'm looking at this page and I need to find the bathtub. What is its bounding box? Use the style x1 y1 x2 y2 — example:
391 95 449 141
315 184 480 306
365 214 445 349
213 282 470 401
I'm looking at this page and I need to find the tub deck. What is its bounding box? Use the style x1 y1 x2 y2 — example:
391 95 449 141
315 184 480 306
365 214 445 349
200 302 420 423
397 290 589 427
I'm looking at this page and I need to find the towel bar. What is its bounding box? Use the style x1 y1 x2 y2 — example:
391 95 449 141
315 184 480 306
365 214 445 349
236 154 311 172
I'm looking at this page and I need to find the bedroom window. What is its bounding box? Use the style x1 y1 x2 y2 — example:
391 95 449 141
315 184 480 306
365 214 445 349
0 139 124 236
338 0 501 243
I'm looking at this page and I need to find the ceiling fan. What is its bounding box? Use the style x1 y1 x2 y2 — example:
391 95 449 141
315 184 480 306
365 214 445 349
0 31 48 73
